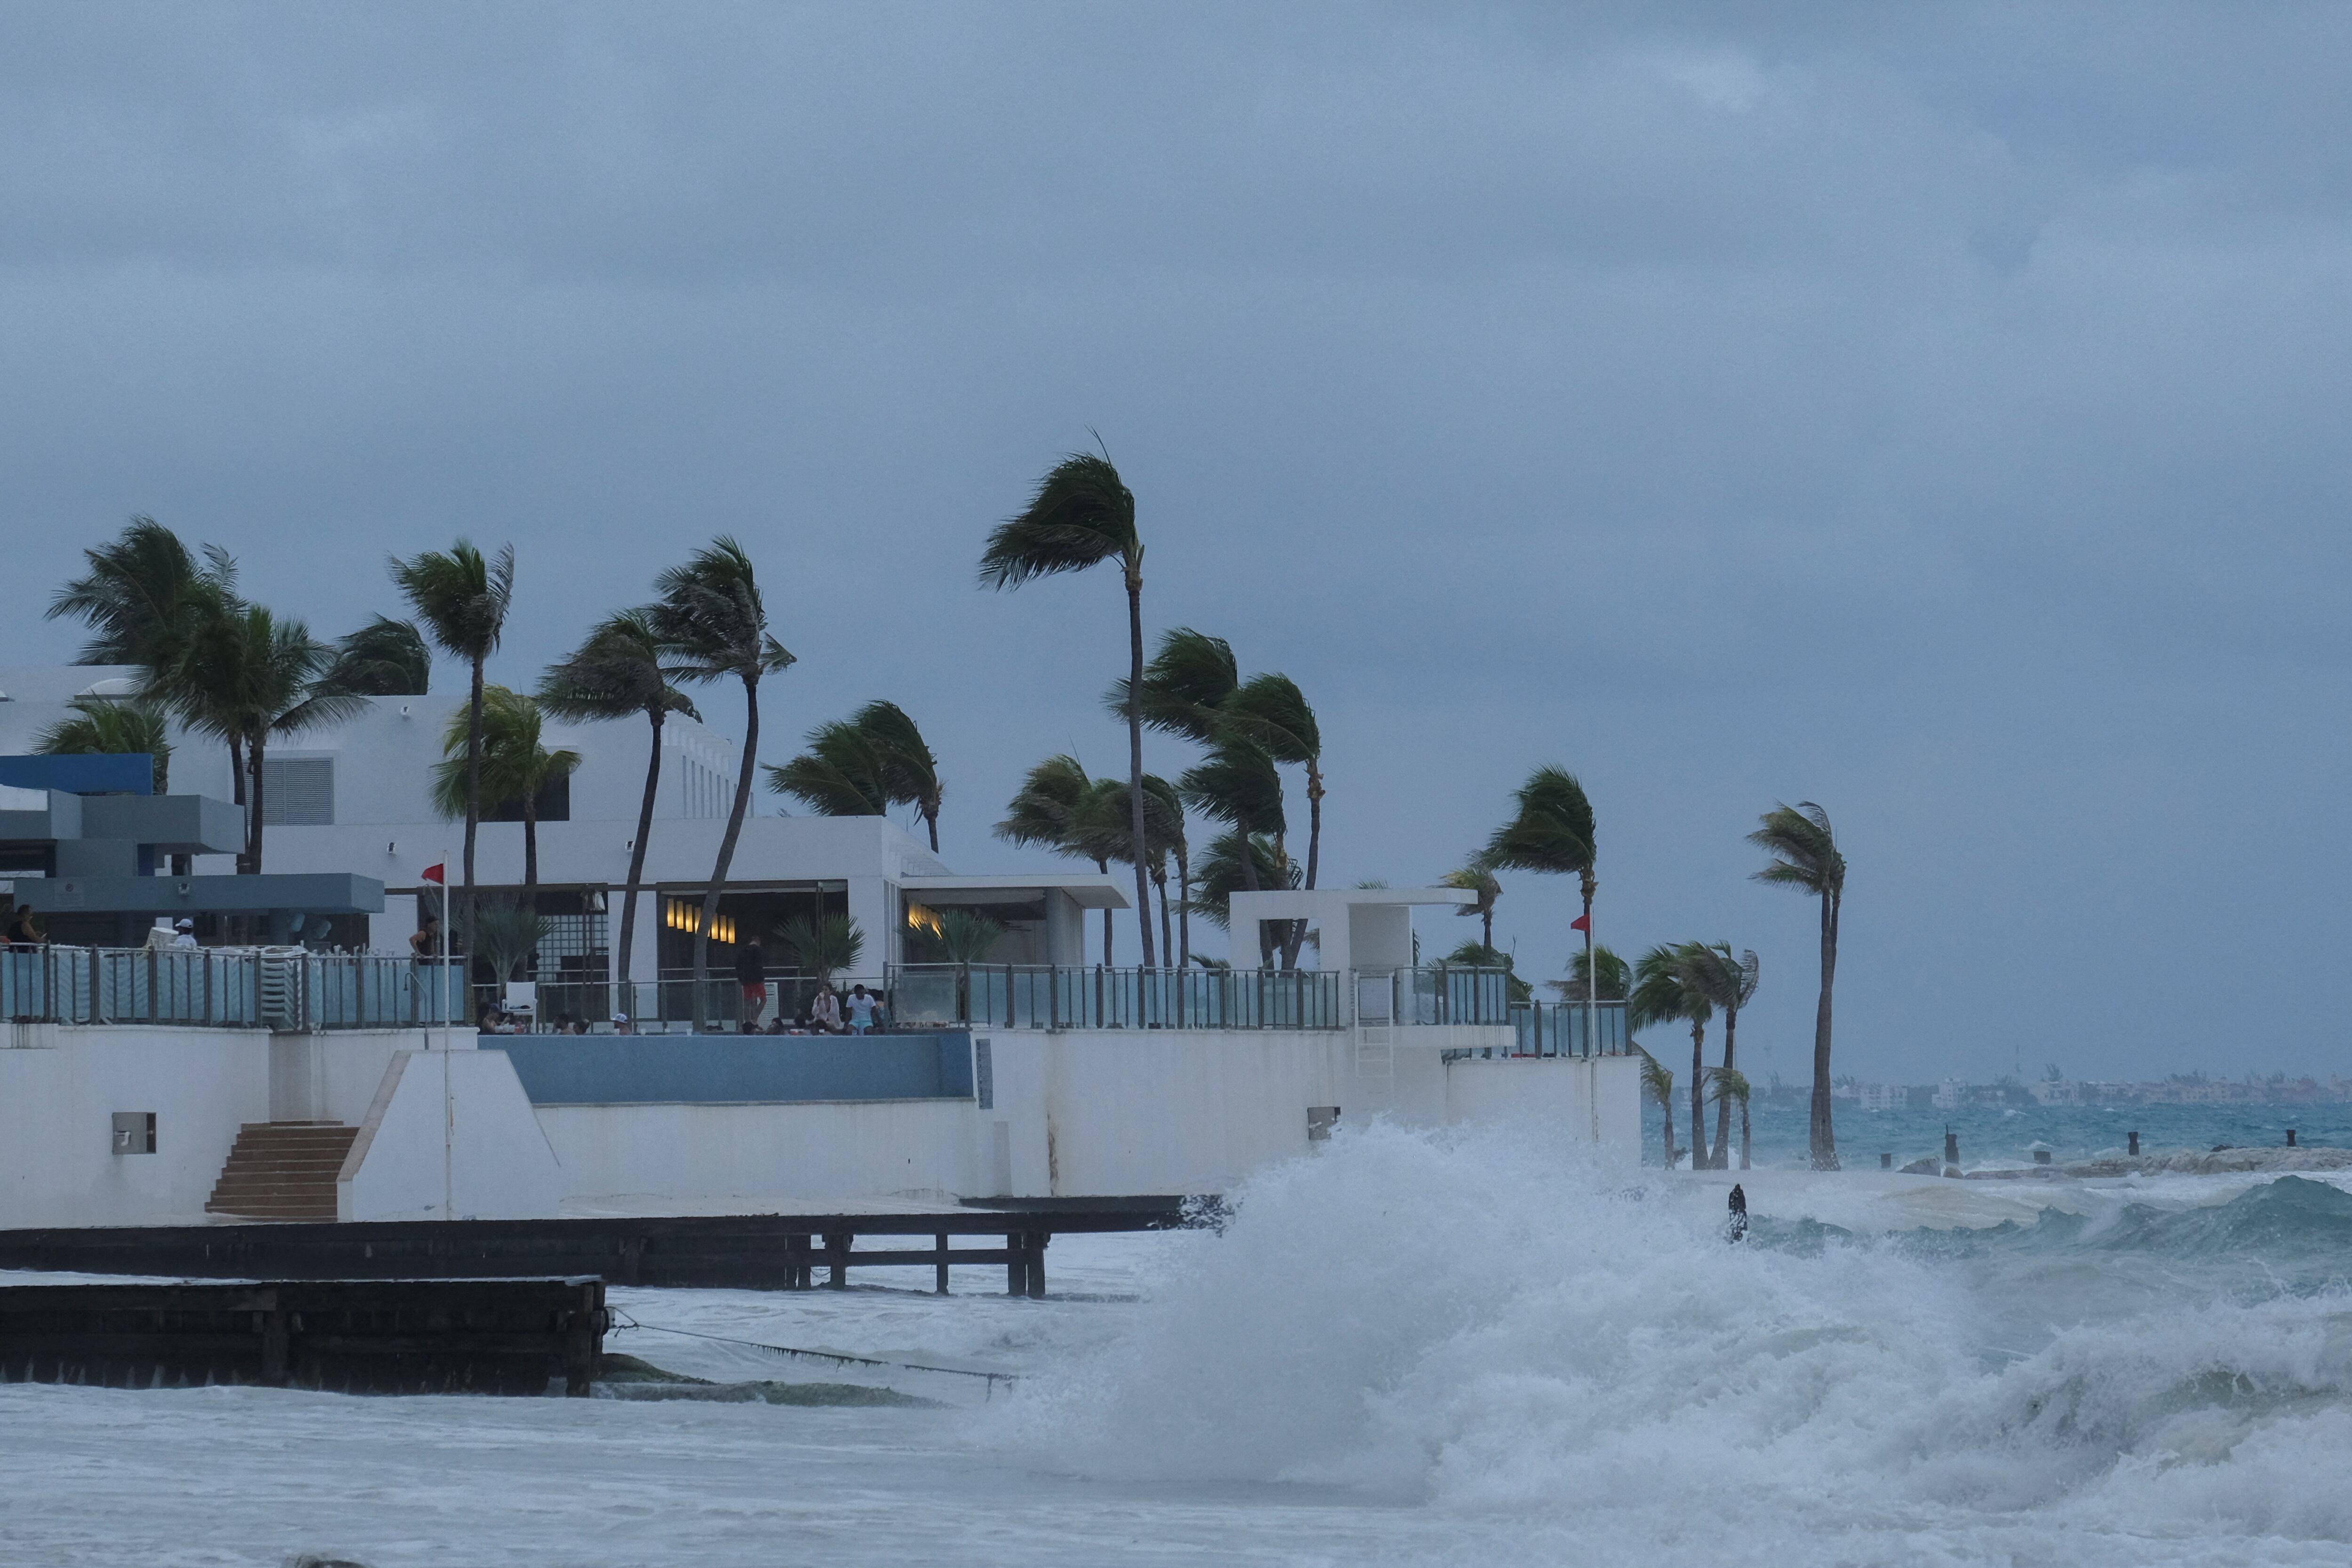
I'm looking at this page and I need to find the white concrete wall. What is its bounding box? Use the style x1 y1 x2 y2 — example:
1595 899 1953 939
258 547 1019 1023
0 1022 270 1227
337 1048 566 1222
536 1100 983 1206
1443 1052 1645 1162
268 1028 458 1125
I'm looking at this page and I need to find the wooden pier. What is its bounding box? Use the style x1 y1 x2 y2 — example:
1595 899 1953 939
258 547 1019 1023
0 1276 606 1396
0 1200 1193 1297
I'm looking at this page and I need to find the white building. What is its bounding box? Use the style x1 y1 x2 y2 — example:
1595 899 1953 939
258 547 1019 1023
0 665 1645 1224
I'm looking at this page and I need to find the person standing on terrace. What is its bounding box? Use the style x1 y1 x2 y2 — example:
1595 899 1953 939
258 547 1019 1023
735 936 768 1030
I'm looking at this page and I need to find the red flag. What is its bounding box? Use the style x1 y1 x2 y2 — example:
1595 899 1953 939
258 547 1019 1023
420 863 445 884
1569 914 1590 932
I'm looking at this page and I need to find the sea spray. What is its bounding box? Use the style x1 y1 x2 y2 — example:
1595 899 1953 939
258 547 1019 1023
992 1121 2352 1553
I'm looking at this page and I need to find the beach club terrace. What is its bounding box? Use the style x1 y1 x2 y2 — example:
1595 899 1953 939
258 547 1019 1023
0 667 1640 1231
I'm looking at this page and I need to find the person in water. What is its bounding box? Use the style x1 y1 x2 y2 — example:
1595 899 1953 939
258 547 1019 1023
1727 1183 1749 1243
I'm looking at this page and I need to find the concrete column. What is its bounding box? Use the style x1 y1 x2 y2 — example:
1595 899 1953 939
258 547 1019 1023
847 877 893 982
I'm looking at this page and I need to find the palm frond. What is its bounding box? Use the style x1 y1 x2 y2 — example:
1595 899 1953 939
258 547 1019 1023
34 697 173 792
1178 737 1286 835
978 452 1138 588
388 540 513 662
1484 765 1595 878
314 616 430 697
1222 672 1319 765
1103 626 1238 741
1748 800 1844 896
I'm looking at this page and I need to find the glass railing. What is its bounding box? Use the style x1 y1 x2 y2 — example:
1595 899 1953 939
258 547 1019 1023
889 964 1346 1031
1 947 464 1030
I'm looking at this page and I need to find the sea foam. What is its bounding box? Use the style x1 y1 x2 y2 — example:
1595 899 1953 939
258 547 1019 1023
994 1122 2352 1558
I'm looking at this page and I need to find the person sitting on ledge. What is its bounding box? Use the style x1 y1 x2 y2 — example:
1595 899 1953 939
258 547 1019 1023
845 983 881 1035
809 982 842 1034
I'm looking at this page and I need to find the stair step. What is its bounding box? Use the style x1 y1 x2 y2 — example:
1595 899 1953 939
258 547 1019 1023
206 1122 356 1224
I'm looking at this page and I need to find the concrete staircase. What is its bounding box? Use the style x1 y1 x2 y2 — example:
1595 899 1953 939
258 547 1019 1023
205 1123 359 1222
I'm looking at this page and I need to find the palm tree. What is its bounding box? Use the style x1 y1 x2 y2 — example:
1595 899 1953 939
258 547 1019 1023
163 604 363 874
650 538 796 1025
429 686 580 900
1441 857 1502 949
767 718 891 817
1750 801 1847 1171
1484 766 1598 1021
1630 942 1716 1169
316 616 431 697
1638 1049 1677 1170
1554 943 1631 1002
996 755 1118 965
537 608 698 1005
35 698 172 793
1690 944 1760 1172
1441 940 1531 1002
1223 673 1322 964
1179 737 1287 964
766 701 944 850
1144 775 1188 967
776 913 863 988
46 516 229 667
49 518 243 806
1709 1067 1754 1171
1185 831 1295 946
1080 775 1185 967
935 910 1002 1022
389 541 514 938
982 448 1155 967
1108 626 1237 745
855 701 944 852
469 897 549 991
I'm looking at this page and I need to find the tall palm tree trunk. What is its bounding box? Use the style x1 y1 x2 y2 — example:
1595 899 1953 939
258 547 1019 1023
1811 890 1840 1170
614 711 666 1014
1152 865 1173 968
1740 1093 1752 1170
521 787 540 982
243 729 267 876
1688 1021 1707 1171
1175 841 1191 968
1303 761 1322 891
923 806 939 854
692 675 763 1027
1123 572 1155 968
462 653 487 945
1711 1005 1739 1171
1092 857 1113 966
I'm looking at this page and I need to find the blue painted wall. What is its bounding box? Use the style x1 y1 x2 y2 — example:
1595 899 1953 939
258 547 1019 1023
0 755 153 796
493 1031 976 1105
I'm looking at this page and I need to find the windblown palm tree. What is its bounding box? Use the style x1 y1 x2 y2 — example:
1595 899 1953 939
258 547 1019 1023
1441 857 1502 949
429 686 580 900
1223 673 1322 964
766 701 944 850
537 608 698 1001
1631 942 1716 1169
1081 775 1186 967
1184 831 1295 943
1554 943 1631 1003
1638 1049 1677 1171
1689 944 1760 1172
650 538 795 1024
389 541 514 937
767 718 891 817
48 517 242 804
315 616 431 697
1750 801 1846 1171
1107 626 1237 745
36 698 172 793
162 604 362 874
982 448 1156 966
1709 1067 1754 1171
1484 766 1597 1009
1179 737 1287 963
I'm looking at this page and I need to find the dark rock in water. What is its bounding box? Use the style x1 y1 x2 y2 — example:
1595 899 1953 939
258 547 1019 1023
1899 1158 1940 1176
288 1558 373 1568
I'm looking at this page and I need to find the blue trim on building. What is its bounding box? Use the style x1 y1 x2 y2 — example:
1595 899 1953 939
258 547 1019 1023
0 755 153 796
493 1031 976 1105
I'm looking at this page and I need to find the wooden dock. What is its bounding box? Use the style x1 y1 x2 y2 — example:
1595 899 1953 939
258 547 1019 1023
0 1276 606 1396
0 1200 1195 1297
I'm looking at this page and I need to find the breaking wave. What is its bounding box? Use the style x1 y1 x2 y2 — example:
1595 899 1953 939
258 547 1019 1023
993 1124 2352 1559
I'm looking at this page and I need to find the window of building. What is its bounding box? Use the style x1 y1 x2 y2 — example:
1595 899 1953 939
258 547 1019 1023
261 757 334 825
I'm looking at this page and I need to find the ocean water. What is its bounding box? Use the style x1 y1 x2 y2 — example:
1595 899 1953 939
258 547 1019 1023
1666 1089 2350 1169
6 1124 2352 1566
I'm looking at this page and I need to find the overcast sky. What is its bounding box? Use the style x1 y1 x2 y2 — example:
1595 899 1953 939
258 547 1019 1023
3 3 2345 1083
